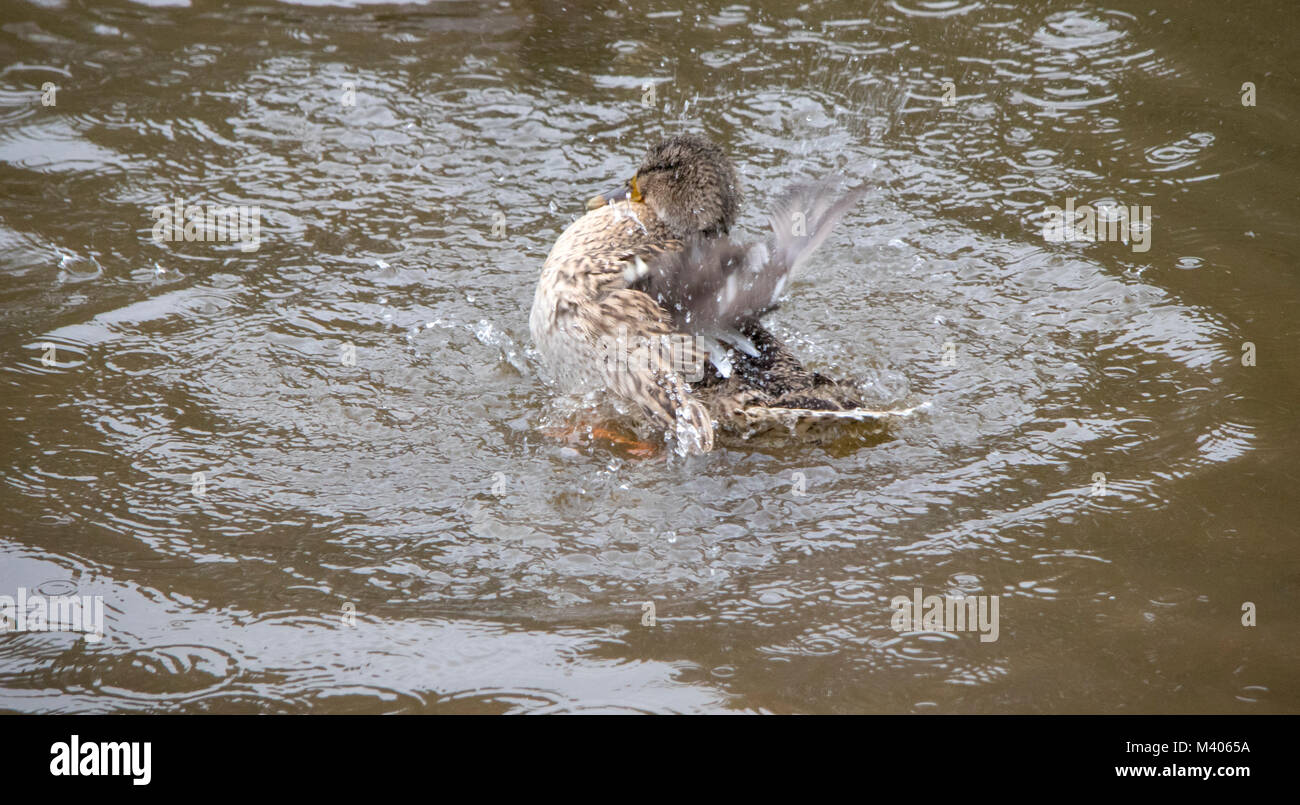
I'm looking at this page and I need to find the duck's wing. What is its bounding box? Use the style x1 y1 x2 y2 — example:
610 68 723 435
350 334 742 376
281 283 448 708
627 176 866 367
623 237 769 362
766 176 868 281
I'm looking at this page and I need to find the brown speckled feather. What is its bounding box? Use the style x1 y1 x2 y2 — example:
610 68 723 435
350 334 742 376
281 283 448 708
530 201 714 452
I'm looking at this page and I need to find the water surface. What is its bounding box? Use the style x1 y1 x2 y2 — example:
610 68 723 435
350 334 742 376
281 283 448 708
0 0 1297 713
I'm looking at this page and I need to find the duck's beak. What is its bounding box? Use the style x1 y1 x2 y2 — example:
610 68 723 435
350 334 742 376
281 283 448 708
586 176 641 210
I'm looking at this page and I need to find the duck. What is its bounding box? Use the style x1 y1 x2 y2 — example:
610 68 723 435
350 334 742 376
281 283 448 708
529 132 894 455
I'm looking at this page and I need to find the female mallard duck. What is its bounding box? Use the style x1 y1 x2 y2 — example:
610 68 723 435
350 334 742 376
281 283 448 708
530 133 891 455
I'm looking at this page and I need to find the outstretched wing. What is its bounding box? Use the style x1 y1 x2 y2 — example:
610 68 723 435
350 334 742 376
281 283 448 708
626 176 866 368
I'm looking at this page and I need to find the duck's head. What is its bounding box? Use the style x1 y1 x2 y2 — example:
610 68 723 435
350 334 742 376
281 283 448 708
587 133 741 237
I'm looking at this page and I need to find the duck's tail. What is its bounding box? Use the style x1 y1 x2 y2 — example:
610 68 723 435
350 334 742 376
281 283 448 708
721 403 925 442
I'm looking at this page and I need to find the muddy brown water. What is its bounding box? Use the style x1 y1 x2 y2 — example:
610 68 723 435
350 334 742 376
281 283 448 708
0 0 1296 713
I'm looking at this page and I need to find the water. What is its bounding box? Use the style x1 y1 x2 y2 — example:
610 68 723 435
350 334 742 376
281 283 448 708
0 0 1296 713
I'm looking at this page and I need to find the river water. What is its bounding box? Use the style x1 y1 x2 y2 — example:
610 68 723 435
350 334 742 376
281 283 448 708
0 0 1296 713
